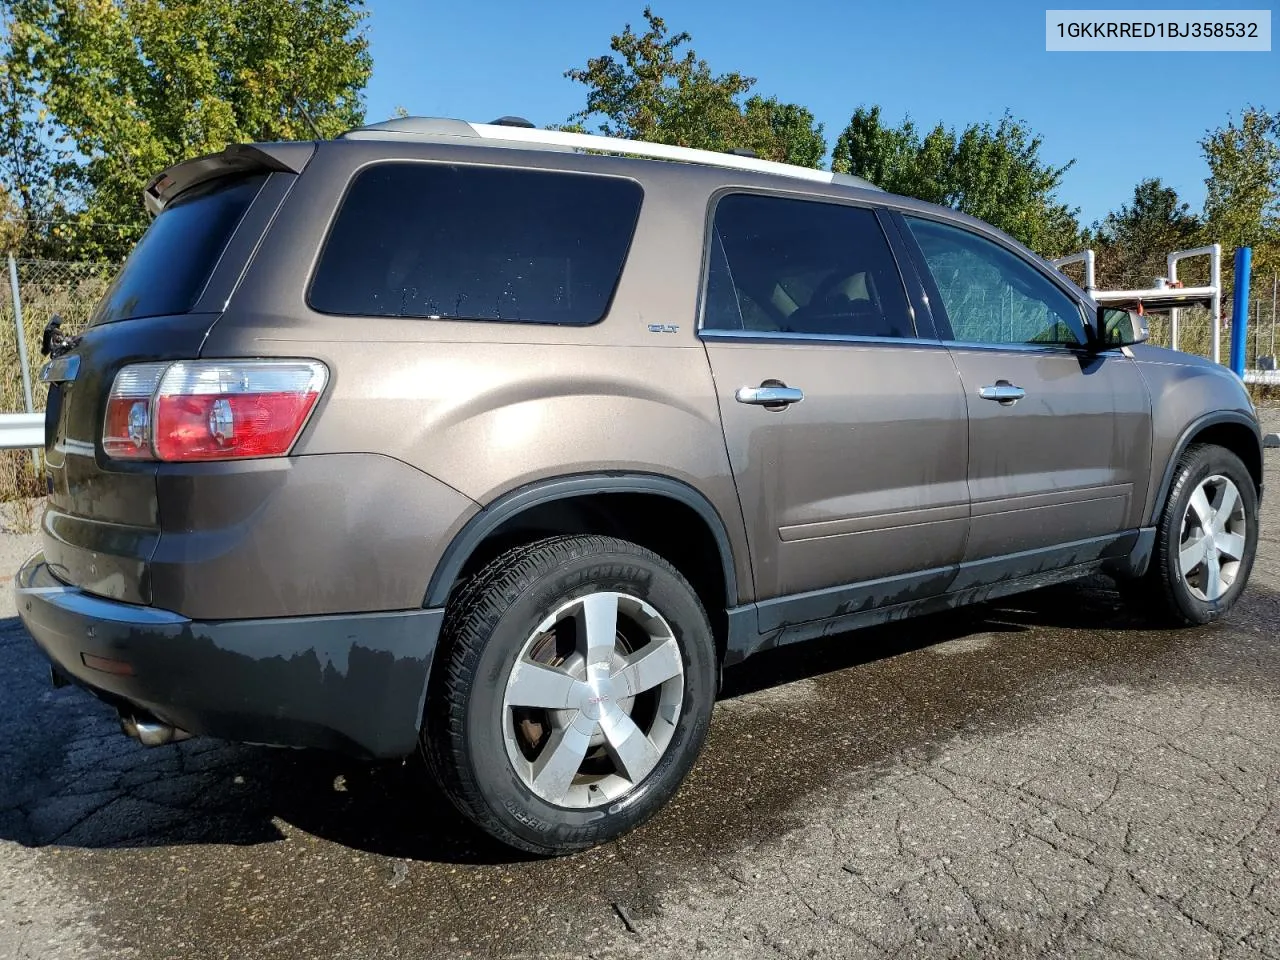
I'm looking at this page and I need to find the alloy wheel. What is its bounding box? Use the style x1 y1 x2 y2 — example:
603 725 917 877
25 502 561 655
501 591 685 808
1178 474 1247 602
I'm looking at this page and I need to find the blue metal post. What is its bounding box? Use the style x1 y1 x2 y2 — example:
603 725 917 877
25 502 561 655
1230 247 1252 377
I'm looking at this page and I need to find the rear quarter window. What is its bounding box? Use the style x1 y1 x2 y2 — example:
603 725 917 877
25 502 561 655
307 163 643 325
92 173 268 326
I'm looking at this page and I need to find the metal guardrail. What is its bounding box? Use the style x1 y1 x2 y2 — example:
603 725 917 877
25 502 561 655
0 412 45 449
1244 369 1280 385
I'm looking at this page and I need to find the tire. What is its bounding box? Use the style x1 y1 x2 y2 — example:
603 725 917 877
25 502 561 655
424 535 717 855
1122 443 1259 626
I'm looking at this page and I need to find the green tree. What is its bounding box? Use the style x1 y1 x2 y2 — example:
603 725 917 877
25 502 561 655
2 0 371 260
742 96 825 167
830 106 934 197
0 11 66 255
1089 178 1200 288
831 106 1081 257
0 184 22 253
565 7 825 167
1200 106 1280 280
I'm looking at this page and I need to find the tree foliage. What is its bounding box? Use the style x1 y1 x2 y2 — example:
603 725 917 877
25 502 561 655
1200 105 1280 280
742 96 826 168
0 12 63 255
1 0 371 259
831 105 1080 257
565 7 825 167
1088 178 1200 288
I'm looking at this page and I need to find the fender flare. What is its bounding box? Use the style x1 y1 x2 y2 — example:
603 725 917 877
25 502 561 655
424 473 740 608
1147 410 1263 525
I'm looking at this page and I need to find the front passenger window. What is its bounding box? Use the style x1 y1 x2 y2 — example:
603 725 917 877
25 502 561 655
905 217 1085 347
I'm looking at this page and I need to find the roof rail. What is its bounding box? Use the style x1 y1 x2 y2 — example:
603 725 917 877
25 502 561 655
340 116 880 191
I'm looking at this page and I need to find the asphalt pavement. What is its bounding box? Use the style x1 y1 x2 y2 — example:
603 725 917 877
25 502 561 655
2 445 1278 959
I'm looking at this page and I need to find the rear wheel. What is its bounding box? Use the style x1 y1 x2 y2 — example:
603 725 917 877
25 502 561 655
1121 443 1258 625
425 535 716 855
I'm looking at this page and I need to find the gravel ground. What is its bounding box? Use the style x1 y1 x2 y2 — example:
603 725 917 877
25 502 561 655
1 428 1278 959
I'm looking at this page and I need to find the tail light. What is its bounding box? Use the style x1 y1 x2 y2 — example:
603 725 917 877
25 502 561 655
103 360 328 462
102 363 170 460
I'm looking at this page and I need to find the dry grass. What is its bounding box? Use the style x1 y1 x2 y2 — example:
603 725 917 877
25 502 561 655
0 495 45 535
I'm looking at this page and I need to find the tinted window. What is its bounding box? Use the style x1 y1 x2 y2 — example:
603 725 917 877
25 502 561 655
309 164 642 325
703 194 913 339
92 174 267 325
905 217 1084 346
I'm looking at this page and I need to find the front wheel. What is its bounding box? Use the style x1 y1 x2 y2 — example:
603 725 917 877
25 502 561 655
424 535 717 855
1122 443 1259 625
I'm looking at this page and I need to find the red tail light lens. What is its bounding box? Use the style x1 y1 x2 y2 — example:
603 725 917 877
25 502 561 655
103 363 169 460
103 360 328 462
152 361 327 461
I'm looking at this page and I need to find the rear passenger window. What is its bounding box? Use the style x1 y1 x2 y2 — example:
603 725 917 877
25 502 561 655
702 194 914 339
308 164 642 325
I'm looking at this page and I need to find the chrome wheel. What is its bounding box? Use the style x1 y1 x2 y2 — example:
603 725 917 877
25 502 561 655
1178 474 1247 602
501 591 685 809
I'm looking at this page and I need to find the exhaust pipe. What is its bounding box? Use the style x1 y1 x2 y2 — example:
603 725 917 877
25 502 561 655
119 713 191 747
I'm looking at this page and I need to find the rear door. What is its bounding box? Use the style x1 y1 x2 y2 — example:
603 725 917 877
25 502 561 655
40 166 293 603
701 192 969 618
895 213 1151 567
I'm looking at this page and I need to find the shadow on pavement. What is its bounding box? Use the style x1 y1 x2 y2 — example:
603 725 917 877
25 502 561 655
0 574 1187 865
0 613 523 864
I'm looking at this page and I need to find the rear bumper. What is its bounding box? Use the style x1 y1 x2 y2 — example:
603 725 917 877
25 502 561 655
16 553 444 758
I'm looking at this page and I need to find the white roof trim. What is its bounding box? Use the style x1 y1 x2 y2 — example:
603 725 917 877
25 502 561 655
470 123 851 185
343 117 878 190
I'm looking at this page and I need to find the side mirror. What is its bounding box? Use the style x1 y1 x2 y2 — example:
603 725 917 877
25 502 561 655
1097 306 1148 348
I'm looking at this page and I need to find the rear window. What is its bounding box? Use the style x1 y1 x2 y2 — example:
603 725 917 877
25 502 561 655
307 163 643 325
92 174 267 325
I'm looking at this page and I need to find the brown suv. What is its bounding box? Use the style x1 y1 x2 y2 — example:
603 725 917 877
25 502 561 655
16 117 1263 855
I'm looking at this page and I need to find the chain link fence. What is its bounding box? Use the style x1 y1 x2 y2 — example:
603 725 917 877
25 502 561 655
1144 297 1280 372
1 258 115 411
1 257 117 515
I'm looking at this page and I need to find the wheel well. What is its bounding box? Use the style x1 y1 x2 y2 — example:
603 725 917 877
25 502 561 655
452 493 730 663
1187 422 1263 494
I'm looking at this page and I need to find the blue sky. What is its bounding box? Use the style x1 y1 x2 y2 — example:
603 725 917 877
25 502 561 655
362 1 1278 227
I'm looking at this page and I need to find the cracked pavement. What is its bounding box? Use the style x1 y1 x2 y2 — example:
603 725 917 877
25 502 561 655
1 441 1278 959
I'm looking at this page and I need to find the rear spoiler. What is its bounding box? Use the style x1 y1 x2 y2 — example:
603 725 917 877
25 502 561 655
142 141 316 215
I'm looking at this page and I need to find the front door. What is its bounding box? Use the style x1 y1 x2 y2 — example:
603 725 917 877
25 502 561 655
898 214 1152 565
700 193 970 612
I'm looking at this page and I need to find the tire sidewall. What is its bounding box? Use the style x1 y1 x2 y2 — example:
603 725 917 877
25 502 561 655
1159 446 1259 624
462 545 716 851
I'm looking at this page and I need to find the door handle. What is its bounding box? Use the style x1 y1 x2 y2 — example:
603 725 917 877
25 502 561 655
978 381 1025 405
736 384 804 408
